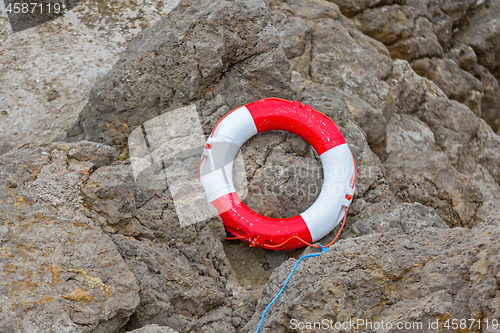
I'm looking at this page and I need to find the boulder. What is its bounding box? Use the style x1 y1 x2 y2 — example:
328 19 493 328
1 0 494 332
455 0 500 78
411 58 483 115
129 325 179 333
69 0 292 149
245 225 500 332
349 202 448 237
0 144 139 333
329 0 500 133
82 163 236 332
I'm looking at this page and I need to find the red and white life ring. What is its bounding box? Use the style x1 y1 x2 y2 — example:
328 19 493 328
199 98 356 250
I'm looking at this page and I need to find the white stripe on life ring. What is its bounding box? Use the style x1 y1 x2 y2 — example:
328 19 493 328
300 143 355 241
200 106 257 202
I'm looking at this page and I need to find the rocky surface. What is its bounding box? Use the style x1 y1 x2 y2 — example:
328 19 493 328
348 202 449 237
1 0 499 332
245 225 500 332
0 143 140 333
337 0 500 133
0 0 180 155
81 162 236 332
129 325 179 333
0 140 256 333
69 0 292 148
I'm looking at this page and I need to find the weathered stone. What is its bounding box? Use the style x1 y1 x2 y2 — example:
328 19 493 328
342 93 387 149
3 1 498 332
331 0 500 133
65 141 119 172
0 145 140 333
354 4 444 61
271 0 391 197
82 165 141 226
411 58 483 115
457 120 500 221
272 0 393 111
327 0 403 17
386 113 435 154
384 60 441 117
272 0 498 296
265 251 290 270
384 59 499 227
310 18 392 110
418 97 480 166
385 150 482 228
81 163 235 332
455 0 500 78
475 65 500 132
69 0 292 149
129 325 179 333
348 202 448 237
445 42 479 72
244 225 500 332
435 0 476 24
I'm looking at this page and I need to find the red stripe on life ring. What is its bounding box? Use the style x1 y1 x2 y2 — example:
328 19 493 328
245 98 346 155
211 192 313 250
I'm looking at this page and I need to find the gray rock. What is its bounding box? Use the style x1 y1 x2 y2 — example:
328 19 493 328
82 165 141 227
384 59 499 227
244 225 500 332
0 145 140 333
385 149 482 228
455 0 500 78
411 58 483 115
446 42 479 72
272 0 498 233
417 97 480 163
82 163 235 332
271 0 499 232
128 325 179 333
383 60 437 117
69 0 292 149
271 0 392 206
65 140 119 172
475 65 500 132
386 113 435 154
0 140 251 333
457 120 500 221
349 202 449 237
265 251 290 270
354 3 444 61
66 1 294 330
330 0 500 133
330 0 403 17
2 1 497 332
434 0 476 23
272 0 393 111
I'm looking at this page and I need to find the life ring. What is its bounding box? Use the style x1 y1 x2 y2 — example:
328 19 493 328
199 98 356 250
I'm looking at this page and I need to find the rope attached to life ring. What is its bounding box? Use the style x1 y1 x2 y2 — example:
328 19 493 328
239 158 356 332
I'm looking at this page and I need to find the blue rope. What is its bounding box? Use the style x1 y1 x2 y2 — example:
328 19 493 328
255 244 329 333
